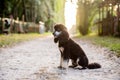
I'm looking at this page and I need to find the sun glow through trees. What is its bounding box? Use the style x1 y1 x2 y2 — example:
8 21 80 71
64 0 78 32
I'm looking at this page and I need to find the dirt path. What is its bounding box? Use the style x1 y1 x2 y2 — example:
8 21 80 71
0 36 120 80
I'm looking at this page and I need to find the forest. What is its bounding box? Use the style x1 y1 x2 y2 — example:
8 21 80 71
0 0 65 33
0 0 120 36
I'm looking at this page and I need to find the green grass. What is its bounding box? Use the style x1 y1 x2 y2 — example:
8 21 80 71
0 33 51 47
76 34 120 57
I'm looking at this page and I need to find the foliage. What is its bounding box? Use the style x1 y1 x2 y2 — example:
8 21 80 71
0 0 65 32
76 0 101 35
54 0 65 24
77 34 120 57
0 33 51 47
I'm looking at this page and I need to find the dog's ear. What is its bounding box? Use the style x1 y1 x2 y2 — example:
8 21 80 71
59 30 69 43
54 38 59 43
54 24 67 31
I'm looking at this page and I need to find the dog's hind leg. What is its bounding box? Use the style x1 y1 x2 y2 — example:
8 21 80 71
78 56 88 69
69 59 78 68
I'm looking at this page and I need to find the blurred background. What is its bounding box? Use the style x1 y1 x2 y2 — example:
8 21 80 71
0 0 120 36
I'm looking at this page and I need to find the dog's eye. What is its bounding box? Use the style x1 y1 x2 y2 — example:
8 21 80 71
57 29 61 32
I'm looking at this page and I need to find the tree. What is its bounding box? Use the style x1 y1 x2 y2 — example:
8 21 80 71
76 0 101 35
0 0 5 17
0 0 65 32
54 0 65 24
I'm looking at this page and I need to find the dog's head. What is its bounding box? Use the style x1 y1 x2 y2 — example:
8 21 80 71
53 24 69 43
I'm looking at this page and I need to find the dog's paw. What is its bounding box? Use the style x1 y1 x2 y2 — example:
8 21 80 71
69 65 75 68
58 66 66 70
69 65 78 68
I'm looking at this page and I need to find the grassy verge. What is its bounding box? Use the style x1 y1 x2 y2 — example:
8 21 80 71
0 33 51 47
76 34 120 57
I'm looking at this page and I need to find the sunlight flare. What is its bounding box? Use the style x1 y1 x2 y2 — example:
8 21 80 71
64 0 78 31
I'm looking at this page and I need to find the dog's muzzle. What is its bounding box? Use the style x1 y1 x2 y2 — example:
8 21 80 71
53 31 61 38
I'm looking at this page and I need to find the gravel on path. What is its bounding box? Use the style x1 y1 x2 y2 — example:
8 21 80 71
0 36 120 80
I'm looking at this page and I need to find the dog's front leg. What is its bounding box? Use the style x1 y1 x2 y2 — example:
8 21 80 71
62 58 69 69
62 48 70 69
58 55 68 69
58 47 63 69
58 55 64 69
60 54 63 67
58 47 68 69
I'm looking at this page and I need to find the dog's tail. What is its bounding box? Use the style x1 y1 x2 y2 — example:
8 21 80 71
87 62 101 69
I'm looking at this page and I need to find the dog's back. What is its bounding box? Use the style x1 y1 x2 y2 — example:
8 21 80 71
68 39 87 57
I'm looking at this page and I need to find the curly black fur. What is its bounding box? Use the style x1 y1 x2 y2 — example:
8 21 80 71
53 24 101 69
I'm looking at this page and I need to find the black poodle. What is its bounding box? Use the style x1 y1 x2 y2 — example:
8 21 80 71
53 24 101 70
